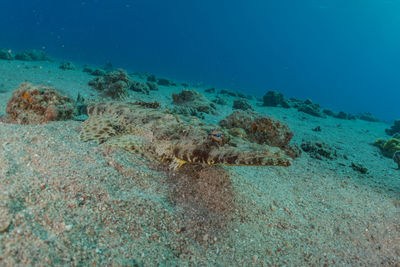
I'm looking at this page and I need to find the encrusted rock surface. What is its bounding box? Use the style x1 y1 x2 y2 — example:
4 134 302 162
172 89 216 114
5 82 74 124
88 69 131 99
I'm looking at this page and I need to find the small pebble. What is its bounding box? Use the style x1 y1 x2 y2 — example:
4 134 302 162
203 234 209 242
0 207 12 233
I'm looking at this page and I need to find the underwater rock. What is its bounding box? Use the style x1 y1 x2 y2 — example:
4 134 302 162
232 99 253 111
262 90 290 108
0 207 12 233
15 49 52 61
333 111 356 120
357 112 380 122
146 81 158 91
80 101 295 169
287 97 302 108
157 78 173 86
82 66 93 73
5 82 74 124
147 74 157 82
130 80 150 95
0 48 13 60
334 111 348 120
323 109 335 117
212 97 228 106
59 62 76 70
385 120 400 136
297 99 325 118
300 141 337 160
347 114 357 120
218 110 297 154
88 69 130 99
87 69 107 76
236 91 247 99
172 89 216 114
219 89 237 97
82 66 106 75
351 162 368 174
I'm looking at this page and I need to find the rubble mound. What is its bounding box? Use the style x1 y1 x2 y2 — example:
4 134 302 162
5 83 74 124
88 69 130 99
172 89 216 114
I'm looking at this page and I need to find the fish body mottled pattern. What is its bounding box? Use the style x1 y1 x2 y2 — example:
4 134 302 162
80 102 292 169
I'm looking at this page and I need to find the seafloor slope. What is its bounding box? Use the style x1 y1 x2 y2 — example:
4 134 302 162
0 58 399 266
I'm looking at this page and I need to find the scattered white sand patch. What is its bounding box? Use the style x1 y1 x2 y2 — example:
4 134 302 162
0 59 399 265
228 157 400 266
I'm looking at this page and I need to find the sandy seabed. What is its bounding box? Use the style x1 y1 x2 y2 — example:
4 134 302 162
0 59 399 266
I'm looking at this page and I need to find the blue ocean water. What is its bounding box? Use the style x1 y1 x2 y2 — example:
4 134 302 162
0 0 399 120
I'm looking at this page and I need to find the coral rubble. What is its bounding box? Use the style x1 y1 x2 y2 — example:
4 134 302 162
357 112 380 122
5 82 74 124
88 69 130 99
212 97 228 106
219 89 237 97
172 89 216 114
59 62 76 70
147 74 157 82
157 78 174 86
15 49 52 61
130 80 150 95
296 99 325 118
0 48 13 60
232 99 253 111
84 67 106 76
262 90 290 108
301 141 337 160
323 109 335 117
385 120 400 136
146 81 158 91
88 69 155 97
219 110 300 158
219 111 291 147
